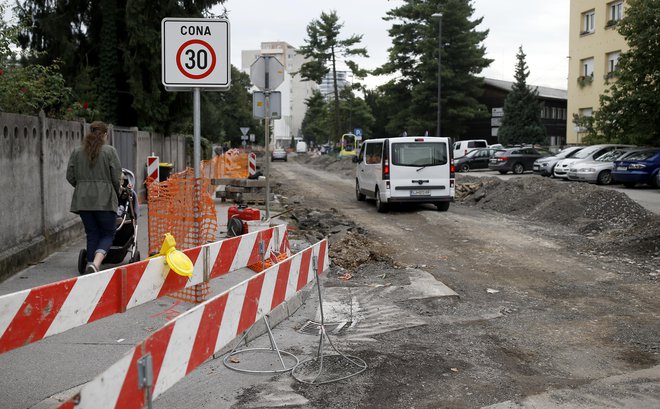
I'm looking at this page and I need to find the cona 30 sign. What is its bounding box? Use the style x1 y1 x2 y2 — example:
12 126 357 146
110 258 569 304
162 18 230 89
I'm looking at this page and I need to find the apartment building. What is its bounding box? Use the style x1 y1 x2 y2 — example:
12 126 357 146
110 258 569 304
567 0 628 144
319 70 353 100
241 42 318 148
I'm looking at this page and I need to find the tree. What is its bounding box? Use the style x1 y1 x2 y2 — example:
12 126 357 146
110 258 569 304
376 0 492 138
588 0 660 146
497 46 545 146
301 90 331 145
15 0 227 132
298 10 368 141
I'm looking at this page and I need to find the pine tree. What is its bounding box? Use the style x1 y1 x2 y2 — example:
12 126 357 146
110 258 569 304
298 10 368 142
376 0 492 137
497 46 545 146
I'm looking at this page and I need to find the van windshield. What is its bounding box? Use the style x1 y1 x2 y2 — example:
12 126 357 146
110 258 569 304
392 142 448 167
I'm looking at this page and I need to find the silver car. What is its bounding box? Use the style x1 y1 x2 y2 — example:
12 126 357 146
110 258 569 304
553 144 635 179
533 146 583 176
567 148 639 185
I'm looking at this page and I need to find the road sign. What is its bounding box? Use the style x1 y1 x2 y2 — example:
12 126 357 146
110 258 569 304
162 18 230 89
250 56 285 91
492 107 504 117
253 91 282 119
240 127 250 136
354 128 362 138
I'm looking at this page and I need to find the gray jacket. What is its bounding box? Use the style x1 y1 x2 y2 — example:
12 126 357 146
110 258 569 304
66 145 122 213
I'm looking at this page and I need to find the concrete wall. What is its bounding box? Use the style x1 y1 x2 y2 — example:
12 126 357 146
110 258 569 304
0 112 187 281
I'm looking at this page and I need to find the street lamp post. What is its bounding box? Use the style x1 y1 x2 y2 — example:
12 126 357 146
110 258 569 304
432 13 443 137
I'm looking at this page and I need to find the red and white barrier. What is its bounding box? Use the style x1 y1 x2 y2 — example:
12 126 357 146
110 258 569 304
0 225 289 355
56 239 328 409
146 156 159 182
248 152 257 176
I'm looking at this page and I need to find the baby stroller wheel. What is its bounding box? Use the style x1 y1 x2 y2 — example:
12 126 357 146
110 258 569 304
78 249 87 275
130 251 141 264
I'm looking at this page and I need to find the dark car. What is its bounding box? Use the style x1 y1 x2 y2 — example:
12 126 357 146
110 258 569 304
455 148 500 172
612 148 660 188
488 147 551 174
533 146 583 176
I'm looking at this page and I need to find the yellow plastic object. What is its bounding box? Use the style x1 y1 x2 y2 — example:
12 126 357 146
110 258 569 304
151 233 194 277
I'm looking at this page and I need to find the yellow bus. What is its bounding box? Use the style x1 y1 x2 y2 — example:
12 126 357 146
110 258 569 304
339 133 358 157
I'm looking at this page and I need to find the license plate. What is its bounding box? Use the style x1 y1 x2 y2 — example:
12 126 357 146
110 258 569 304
411 190 430 196
617 166 627 171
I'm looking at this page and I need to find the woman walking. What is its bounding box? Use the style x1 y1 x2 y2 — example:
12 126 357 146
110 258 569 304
66 121 122 274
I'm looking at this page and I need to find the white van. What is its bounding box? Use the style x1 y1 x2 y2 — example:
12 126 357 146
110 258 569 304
354 136 454 212
296 141 308 154
453 139 488 159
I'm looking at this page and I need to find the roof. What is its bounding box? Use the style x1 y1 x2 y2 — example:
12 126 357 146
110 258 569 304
484 78 567 100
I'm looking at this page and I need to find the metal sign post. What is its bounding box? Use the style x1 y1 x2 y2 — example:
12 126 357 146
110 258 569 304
250 56 285 220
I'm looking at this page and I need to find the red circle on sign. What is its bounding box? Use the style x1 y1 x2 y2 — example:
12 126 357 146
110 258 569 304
176 39 217 80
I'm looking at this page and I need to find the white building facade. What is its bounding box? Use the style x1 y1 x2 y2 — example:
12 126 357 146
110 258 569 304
241 42 318 148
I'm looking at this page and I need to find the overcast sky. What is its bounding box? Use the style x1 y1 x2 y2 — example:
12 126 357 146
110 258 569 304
216 0 569 90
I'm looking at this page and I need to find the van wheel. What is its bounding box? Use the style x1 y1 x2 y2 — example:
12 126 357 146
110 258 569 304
375 188 389 213
435 202 450 211
512 163 525 174
355 180 366 201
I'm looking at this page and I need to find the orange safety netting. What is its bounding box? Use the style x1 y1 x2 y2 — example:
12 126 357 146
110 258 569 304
201 149 250 181
147 168 218 303
248 252 289 273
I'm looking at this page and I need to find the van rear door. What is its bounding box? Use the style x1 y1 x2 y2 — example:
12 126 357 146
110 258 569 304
387 138 453 201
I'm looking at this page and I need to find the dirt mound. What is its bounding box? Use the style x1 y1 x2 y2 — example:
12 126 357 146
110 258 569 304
293 153 355 178
456 174 660 258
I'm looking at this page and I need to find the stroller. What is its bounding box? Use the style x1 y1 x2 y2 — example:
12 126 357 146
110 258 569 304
77 169 141 274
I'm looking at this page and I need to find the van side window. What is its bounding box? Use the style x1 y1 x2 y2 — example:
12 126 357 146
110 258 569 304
357 144 365 163
366 142 383 164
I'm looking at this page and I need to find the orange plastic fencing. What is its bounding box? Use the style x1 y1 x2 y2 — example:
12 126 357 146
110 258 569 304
147 168 218 303
201 149 250 181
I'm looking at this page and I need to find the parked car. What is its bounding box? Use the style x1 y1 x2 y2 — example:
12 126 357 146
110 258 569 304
533 146 583 176
612 148 660 188
455 148 500 172
566 148 639 185
453 139 488 159
271 147 288 162
553 144 635 179
488 147 551 174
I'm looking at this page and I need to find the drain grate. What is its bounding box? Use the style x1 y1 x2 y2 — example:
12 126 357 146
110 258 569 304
298 320 350 336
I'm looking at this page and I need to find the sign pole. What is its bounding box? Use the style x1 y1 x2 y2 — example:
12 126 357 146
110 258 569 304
193 87 202 245
264 57 271 220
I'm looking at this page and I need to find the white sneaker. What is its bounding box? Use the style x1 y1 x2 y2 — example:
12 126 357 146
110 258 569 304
85 263 99 274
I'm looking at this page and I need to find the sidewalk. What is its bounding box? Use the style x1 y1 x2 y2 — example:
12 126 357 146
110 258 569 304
0 196 321 409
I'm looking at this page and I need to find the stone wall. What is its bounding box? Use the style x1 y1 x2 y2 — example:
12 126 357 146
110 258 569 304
0 112 186 281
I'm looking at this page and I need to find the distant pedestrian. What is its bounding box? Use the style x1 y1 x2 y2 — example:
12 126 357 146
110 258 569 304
66 121 122 274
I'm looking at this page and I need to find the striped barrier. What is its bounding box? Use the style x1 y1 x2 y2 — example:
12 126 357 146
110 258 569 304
248 152 257 176
56 239 328 409
146 156 159 182
0 225 289 355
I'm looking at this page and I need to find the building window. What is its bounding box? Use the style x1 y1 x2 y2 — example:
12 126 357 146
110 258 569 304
606 51 621 78
609 1 624 23
582 10 595 34
578 57 595 87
